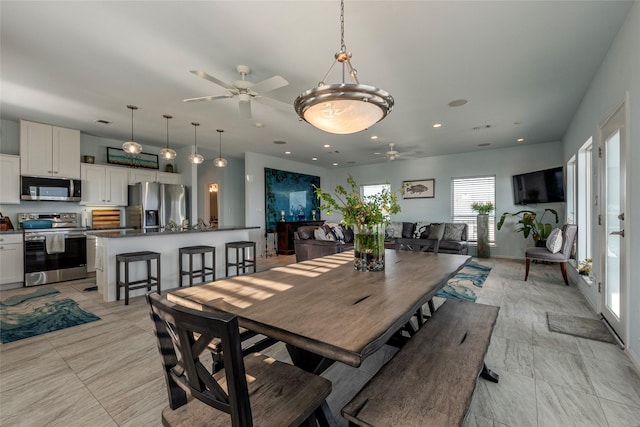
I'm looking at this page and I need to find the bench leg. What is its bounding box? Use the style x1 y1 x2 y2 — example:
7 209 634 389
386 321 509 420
314 401 338 427
481 362 499 383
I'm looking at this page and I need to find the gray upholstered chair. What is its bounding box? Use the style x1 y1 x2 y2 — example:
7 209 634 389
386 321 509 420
525 224 578 286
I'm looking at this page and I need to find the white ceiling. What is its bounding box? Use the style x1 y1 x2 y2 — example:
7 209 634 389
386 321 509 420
0 1 632 167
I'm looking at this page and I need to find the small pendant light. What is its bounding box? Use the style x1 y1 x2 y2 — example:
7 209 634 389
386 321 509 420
122 105 143 154
188 122 204 164
159 114 177 160
214 129 227 168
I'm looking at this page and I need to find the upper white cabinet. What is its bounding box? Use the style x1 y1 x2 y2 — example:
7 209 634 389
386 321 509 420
156 172 182 185
0 154 21 204
81 164 128 206
20 120 80 179
128 169 157 184
129 170 182 185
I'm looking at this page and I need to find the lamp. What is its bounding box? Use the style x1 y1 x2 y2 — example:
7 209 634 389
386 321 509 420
293 0 394 134
159 114 177 160
214 129 227 168
122 105 143 154
188 122 204 164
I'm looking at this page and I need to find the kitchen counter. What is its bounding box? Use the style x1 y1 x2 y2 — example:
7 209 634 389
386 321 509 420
0 230 23 235
91 225 258 238
94 225 262 302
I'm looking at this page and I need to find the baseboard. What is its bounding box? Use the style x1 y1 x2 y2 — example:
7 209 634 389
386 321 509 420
626 346 640 374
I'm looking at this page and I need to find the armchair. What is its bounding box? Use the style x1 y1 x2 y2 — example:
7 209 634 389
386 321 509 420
524 224 578 286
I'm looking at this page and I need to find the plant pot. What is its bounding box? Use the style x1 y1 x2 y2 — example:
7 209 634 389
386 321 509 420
535 240 547 248
353 223 385 272
476 214 490 258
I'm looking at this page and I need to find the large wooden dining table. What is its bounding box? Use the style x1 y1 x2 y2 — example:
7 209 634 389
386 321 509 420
168 249 471 373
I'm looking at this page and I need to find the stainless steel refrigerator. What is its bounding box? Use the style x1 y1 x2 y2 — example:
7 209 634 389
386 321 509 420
126 182 188 230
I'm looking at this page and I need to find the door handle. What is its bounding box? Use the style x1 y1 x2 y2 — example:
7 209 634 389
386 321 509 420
610 229 625 237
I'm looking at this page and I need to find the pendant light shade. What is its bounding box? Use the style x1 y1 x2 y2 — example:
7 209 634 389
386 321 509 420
214 129 227 168
122 105 143 154
159 114 177 160
293 0 393 134
188 122 204 165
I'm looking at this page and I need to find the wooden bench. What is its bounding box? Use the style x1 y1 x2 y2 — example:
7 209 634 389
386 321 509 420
342 299 499 427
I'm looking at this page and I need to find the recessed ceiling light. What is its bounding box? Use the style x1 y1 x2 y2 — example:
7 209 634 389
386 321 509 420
312 157 318 161
433 123 442 128
448 99 469 107
255 122 264 128
285 151 291 154
370 135 378 140
332 162 338 166
516 138 525 142
324 144 331 148
478 143 491 147
514 121 522 125
273 140 286 145
96 119 111 125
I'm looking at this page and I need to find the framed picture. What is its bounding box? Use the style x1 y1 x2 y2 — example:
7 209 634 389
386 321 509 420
402 179 435 199
107 147 159 169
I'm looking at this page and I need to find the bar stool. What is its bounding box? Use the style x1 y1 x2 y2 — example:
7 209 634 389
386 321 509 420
225 241 257 277
116 251 161 305
179 245 215 287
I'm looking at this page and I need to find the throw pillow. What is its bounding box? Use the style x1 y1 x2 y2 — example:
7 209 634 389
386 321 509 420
415 222 431 238
388 221 403 238
323 224 337 240
402 222 416 238
427 223 445 240
418 225 431 239
443 223 466 241
297 226 315 240
328 223 345 242
313 227 326 240
343 227 354 243
546 228 563 253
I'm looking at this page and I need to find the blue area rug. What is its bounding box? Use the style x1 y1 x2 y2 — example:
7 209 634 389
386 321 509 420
83 286 98 292
0 287 100 344
435 261 492 302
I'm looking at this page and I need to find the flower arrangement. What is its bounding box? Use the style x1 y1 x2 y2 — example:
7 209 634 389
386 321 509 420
470 201 495 214
313 175 401 227
578 258 592 275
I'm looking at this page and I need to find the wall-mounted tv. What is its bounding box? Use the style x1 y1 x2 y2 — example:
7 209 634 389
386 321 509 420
512 166 565 205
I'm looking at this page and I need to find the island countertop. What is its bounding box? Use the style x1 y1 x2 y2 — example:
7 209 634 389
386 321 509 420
90 225 259 238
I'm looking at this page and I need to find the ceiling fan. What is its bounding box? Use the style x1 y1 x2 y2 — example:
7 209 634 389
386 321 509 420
374 143 403 161
184 65 289 119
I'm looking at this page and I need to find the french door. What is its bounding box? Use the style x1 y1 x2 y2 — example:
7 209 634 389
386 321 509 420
599 96 628 343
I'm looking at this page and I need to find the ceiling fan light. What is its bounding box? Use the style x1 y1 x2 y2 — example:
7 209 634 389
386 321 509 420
159 148 177 160
189 153 204 164
122 140 142 154
214 157 227 168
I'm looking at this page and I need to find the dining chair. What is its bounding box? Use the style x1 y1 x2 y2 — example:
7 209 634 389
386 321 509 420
146 291 333 427
525 224 578 286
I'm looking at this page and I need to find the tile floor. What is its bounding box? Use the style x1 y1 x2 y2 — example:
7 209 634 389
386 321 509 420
1 256 639 426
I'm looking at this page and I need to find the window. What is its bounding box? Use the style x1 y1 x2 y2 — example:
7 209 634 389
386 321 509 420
451 176 496 243
566 155 576 225
361 183 389 198
577 139 592 262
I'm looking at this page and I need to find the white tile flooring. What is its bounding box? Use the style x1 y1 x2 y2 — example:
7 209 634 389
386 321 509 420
1 256 639 426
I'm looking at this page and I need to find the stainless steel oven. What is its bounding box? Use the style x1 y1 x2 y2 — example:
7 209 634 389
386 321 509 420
19 213 87 286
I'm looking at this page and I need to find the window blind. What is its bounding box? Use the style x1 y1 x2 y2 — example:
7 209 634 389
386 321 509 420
451 176 496 243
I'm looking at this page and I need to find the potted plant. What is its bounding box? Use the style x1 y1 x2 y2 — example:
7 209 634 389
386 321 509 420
471 202 494 258
496 208 559 246
314 175 401 271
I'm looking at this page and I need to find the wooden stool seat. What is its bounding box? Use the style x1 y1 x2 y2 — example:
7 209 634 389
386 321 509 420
225 241 256 277
116 251 161 305
179 245 215 287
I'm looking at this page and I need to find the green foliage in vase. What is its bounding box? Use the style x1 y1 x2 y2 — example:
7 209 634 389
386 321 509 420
470 201 495 214
496 208 559 242
313 175 401 227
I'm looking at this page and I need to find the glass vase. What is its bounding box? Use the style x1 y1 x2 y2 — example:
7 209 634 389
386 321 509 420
353 223 385 272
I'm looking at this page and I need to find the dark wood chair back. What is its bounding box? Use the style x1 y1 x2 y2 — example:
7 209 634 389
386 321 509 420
146 291 252 425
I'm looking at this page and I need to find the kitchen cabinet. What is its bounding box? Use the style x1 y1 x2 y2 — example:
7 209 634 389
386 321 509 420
0 154 21 204
0 234 23 285
81 164 128 206
129 170 182 184
20 120 81 179
86 234 97 273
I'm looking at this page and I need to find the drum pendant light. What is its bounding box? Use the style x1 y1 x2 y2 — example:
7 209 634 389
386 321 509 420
122 105 143 154
188 122 204 164
159 114 177 160
214 129 227 168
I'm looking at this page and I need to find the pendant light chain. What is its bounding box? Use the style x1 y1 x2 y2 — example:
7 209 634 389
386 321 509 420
340 0 345 52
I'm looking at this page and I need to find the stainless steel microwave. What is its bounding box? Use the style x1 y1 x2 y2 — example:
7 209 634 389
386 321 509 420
21 176 82 202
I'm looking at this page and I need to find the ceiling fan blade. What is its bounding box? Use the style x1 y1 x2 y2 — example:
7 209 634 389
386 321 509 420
250 75 289 94
190 70 235 90
239 100 252 119
183 95 233 103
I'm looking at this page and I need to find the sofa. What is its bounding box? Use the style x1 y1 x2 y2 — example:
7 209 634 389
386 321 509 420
293 223 354 262
386 221 469 255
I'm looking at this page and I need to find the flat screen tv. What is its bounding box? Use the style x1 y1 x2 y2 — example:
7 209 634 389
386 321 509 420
512 166 565 205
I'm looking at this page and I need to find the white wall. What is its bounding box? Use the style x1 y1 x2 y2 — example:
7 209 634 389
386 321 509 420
562 2 639 364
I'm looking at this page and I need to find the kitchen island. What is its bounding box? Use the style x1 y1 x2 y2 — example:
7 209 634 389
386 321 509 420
92 226 261 302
